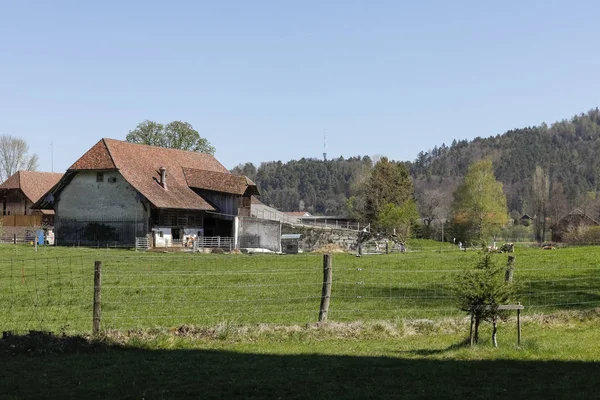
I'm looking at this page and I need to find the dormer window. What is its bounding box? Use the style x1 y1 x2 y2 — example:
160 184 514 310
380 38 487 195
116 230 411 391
96 172 104 182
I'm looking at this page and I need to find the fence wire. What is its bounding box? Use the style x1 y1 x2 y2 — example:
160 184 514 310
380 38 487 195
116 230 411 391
0 250 599 334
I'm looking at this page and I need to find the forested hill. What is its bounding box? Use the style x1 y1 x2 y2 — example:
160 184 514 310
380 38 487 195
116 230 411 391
231 156 373 216
233 108 600 217
410 108 600 213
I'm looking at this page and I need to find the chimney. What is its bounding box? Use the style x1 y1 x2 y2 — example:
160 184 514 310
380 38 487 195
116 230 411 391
159 166 167 190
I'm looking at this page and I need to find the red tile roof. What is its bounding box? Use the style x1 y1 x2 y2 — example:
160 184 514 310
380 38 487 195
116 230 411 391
0 171 63 203
183 168 259 196
61 138 254 211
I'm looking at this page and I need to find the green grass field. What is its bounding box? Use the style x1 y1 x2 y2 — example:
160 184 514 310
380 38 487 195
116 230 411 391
1 240 599 334
1 241 599 399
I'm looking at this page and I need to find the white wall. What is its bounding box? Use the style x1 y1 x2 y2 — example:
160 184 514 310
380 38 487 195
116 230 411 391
57 171 147 221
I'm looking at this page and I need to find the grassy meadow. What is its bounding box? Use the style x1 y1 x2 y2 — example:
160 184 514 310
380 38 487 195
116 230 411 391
1 240 600 399
0 240 599 334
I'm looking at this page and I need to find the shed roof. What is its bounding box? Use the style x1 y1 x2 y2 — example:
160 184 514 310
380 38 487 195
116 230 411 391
281 234 302 240
183 168 259 196
0 171 63 203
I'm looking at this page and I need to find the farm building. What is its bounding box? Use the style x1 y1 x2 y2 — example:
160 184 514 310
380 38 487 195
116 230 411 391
551 209 600 242
0 171 63 235
33 138 259 247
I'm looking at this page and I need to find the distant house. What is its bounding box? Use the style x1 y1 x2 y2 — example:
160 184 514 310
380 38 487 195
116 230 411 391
33 138 258 246
0 171 63 233
519 214 532 225
551 209 600 242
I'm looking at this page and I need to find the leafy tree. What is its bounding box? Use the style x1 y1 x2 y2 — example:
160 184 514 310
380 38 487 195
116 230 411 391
124 120 164 147
0 135 39 181
454 249 517 346
365 157 414 224
126 120 215 154
452 160 508 242
376 201 419 241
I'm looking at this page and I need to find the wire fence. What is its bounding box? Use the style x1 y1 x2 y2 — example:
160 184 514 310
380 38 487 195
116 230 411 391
0 251 599 335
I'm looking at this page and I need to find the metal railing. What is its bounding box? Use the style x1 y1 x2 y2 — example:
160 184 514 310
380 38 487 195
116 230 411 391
298 219 368 232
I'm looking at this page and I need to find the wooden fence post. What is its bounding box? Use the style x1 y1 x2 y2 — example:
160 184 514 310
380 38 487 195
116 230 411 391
318 254 333 323
505 256 515 282
469 310 475 346
93 261 102 335
517 302 522 345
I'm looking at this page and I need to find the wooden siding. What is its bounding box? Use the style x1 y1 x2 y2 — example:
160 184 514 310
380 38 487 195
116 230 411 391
1 215 42 227
157 209 204 227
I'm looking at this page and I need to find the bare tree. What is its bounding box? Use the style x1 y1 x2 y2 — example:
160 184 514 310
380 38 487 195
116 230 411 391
547 182 569 223
0 135 39 181
531 166 549 243
416 189 449 227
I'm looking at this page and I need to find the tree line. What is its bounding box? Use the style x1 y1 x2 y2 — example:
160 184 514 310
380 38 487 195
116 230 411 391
5 109 600 243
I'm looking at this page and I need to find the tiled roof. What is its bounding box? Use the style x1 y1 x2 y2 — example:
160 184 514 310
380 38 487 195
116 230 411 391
61 138 253 211
183 168 259 196
0 171 63 203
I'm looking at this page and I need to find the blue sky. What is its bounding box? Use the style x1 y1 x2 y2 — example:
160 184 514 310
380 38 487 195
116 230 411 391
1 0 599 172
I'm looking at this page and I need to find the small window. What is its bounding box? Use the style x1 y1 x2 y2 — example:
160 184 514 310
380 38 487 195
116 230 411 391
108 176 117 183
96 172 104 182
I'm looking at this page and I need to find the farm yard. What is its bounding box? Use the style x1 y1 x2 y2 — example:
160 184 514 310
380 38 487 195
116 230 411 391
1 240 600 399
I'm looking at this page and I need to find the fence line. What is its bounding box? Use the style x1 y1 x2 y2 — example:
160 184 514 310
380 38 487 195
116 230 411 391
0 253 598 335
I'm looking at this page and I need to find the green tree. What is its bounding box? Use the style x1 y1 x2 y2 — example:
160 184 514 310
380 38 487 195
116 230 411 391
376 201 419 241
365 157 414 224
124 120 164 147
452 160 508 242
454 249 517 346
126 120 215 154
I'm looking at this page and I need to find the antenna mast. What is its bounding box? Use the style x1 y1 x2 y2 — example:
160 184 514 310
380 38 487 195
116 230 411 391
50 141 54 172
323 131 327 161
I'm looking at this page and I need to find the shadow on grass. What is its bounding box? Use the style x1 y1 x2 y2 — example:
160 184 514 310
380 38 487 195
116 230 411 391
398 338 471 356
1 332 599 400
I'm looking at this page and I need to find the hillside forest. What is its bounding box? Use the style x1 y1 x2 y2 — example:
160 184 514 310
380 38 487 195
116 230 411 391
232 108 600 242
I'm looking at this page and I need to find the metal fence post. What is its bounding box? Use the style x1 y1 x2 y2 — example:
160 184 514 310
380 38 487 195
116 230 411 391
319 254 333 323
93 261 102 335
